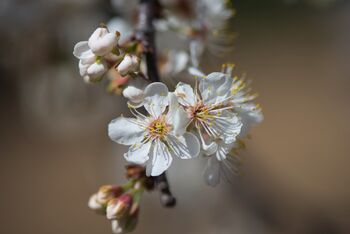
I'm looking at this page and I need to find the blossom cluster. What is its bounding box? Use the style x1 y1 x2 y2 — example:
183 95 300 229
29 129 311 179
73 1 263 233
108 64 263 186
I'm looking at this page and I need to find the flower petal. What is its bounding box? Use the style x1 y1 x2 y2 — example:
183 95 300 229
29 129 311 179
143 82 169 117
168 93 190 136
174 82 196 106
124 141 151 164
203 157 220 187
108 116 145 145
166 132 200 159
73 41 96 64
146 140 173 176
199 72 231 104
208 110 242 144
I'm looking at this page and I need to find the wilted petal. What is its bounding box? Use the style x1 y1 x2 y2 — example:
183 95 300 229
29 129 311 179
108 117 145 145
143 82 169 117
124 141 152 164
166 132 200 159
146 140 173 176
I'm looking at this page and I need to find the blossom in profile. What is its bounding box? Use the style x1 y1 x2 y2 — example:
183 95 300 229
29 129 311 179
108 82 200 176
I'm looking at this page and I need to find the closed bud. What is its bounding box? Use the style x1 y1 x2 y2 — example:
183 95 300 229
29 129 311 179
117 54 139 76
106 193 133 220
97 185 124 205
88 194 104 212
85 61 108 83
88 27 119 56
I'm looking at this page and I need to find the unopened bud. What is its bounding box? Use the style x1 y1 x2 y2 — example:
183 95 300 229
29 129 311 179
88 27 119 56
122 78 148 104
106 194 133 220
88 194 104 212
85 61 108 83
97 185 124 205
117 54 139 76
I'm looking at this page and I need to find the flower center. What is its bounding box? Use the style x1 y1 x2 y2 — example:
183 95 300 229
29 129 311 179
147 117 170 139
189 103 213 122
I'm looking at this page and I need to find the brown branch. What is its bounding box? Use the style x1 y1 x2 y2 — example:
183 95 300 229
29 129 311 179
135 0 176 207
136 0 160 82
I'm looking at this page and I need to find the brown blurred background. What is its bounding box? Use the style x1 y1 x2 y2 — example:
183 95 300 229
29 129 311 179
1 0 350 233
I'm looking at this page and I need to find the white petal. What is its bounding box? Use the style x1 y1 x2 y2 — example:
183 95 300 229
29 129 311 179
188 67 205 77
203 157 220 187
111 220 125 234
107 17 133 45
174 82 196 106
146 140 173 176
88 194 103 211
143 82 169 117
108 117 145 145
189 40 204 67
167 93 190 136
78 60 89 76
87 61 108 80
88 28 119 56
209 111 242 144
124 141 151 164
166 132 200 159
122 78 148 104
199 72 231 104
117 54 139 76
73 41 96 64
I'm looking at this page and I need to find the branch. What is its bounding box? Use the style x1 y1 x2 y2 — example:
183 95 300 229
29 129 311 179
136 0 160 82
136 0 176 207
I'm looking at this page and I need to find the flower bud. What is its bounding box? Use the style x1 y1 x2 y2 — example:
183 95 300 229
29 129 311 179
88 194 104 211
73 41 96 64
97 185 124 205
88 27 119 56
106 194 133 220
85 61 108 82
117 54 139 76
110 204 139 234
122 78 148 104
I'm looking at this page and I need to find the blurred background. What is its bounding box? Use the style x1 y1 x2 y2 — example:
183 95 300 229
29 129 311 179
1 0 350 233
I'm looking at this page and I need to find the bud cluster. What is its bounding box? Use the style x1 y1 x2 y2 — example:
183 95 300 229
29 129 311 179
73 26 140 84
88 165 153 233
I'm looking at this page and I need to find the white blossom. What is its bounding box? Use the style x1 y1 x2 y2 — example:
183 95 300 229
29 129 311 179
109 82 200 176
174 72 242 155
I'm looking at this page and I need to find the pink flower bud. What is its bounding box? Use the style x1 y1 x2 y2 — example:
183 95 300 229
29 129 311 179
97 185 124 205
106 194 133 220
117 54 139 76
